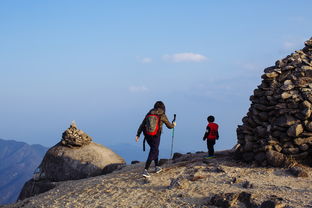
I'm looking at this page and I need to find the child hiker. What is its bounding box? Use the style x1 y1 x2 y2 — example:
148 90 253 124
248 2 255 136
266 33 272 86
203 115 219 159
135 101 176 178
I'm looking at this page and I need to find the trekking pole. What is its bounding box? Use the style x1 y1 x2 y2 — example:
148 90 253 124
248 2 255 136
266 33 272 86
170 114 177 159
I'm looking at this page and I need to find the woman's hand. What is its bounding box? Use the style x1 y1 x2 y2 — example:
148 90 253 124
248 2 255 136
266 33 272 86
135 136 139 142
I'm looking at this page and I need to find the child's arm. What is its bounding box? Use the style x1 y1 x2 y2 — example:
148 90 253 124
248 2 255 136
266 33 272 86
203 126 210 140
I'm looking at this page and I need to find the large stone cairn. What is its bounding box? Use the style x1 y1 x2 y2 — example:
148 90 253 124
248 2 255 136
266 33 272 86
61 121 92 147
236 37 312 167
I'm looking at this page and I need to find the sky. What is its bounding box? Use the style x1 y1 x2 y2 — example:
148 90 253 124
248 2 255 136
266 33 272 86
0 1 312 160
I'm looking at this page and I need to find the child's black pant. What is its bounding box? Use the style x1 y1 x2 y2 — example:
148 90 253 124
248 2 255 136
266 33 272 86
207 139 216 156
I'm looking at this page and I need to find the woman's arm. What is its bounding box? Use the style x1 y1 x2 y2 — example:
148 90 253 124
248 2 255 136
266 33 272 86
161 114 175 129
136 118 146 137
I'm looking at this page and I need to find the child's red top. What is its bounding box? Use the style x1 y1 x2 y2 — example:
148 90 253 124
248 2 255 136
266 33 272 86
207 122 219 140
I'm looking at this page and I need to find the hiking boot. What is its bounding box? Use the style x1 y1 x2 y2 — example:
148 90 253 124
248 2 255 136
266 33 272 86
204 155 215 159
155 166 162 174
142 169 151 178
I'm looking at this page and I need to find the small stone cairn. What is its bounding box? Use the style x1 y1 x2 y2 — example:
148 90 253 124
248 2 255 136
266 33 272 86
236 37 312 167
61 121 92 147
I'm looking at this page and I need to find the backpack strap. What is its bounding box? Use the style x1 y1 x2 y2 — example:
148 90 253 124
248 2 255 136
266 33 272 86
143 137 146 152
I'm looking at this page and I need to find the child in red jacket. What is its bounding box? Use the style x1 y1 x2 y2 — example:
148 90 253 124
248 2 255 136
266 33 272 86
203 115 219 159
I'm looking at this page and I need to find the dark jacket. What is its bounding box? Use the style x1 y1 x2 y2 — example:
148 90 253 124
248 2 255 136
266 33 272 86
137 108 174 137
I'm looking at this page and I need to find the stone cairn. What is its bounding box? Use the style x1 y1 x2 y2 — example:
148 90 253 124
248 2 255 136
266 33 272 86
61 121 92 147
236 37 312 167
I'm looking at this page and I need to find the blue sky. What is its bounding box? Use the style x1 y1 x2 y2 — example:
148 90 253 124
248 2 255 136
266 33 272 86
0 1 311 158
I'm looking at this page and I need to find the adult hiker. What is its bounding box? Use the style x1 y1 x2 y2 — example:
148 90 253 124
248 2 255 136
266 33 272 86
203 115 219 159
135 101 176 178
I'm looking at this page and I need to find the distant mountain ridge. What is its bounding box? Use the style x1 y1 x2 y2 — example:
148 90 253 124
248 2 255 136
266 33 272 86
0 138 47 205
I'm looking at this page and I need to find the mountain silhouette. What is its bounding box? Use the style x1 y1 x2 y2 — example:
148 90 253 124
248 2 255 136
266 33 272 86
0 138 47 205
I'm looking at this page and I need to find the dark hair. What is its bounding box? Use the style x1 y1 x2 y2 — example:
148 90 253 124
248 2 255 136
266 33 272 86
207 115 215 122
154 101 166 112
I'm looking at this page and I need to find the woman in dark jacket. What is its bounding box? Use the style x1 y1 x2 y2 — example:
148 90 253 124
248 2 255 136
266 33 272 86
136 101 176 177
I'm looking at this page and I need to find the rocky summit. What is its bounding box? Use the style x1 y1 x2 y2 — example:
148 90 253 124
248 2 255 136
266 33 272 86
3 151 312 208
236 37 312 167
18 122 125 201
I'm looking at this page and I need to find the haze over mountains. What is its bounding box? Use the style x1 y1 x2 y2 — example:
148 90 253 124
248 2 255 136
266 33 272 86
0 139 47 205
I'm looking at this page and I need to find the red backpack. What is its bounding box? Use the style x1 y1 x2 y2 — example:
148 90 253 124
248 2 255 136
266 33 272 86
145 114 160 136
207 123 219 139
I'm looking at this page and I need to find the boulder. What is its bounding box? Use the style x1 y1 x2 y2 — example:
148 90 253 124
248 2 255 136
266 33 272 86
266 150 287 167
209 193 240 208
243 152 254 162
102 163 126 175
287 124 303 137
299 144 309 151
18 179 57 201
282 147 299 155
287 166 308 177
254 152 266 162
40 142 125 181
260 200 284 208
281 80 294 91
256 126 267 137
172 152 183 160
294 137 312 146
242 181 253 189
209 192 259 208
159 159 169 166
18 122 126 200
264 71 279 79
305 121 312 131
237 192 258 208
273 144 282 152
274 115 298 127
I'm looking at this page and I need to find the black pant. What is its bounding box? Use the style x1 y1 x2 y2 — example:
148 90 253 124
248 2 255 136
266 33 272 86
144 134 161 169
207 139 216 156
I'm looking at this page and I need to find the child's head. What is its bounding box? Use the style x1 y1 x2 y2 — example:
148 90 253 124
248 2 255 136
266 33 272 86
207 115 215 123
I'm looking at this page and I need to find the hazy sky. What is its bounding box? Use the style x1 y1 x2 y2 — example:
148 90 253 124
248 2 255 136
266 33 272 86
1 1 312 156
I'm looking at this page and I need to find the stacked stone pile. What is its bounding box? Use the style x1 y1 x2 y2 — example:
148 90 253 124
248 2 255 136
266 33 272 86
236 37 312 167
61 121 92 147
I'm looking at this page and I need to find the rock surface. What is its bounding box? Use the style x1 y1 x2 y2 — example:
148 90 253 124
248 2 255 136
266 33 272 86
39 141 125 181
4 151 312 208
237 37 312 166
17 123 125 201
